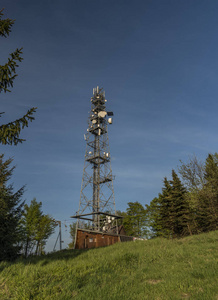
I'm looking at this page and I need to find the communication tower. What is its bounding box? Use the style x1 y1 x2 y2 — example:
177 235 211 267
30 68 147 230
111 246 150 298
72 86 121 235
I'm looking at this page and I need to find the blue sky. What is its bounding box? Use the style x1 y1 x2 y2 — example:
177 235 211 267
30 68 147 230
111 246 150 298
1 0 218 251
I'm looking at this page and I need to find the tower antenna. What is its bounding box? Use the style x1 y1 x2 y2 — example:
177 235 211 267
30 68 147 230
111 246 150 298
71 87 126 248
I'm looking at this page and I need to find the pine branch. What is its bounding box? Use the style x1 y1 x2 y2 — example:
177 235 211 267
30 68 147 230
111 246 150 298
0 48 23 93
0 8 15 37
0 107 37 145
0 9 22 93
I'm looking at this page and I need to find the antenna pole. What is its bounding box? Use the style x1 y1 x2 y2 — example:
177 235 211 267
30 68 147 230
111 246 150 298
59 221 62 250
53 221 62 251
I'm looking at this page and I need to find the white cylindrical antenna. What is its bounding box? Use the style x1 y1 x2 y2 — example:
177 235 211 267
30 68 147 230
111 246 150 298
97 86 99 93
108 118 113 124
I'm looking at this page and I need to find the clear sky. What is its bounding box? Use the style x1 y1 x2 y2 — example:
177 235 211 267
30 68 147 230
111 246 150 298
1 0 218 251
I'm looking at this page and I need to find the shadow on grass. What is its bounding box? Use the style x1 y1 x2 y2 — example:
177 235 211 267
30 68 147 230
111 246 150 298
0 248 89 271
0 243 121 272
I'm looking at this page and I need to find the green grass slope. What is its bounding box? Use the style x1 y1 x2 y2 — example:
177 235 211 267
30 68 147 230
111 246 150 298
0 231 217 300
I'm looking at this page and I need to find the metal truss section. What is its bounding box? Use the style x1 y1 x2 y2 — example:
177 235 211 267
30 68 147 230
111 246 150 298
72 86 116 232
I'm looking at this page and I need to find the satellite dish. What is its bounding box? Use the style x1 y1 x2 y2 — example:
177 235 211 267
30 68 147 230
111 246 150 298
98 111 107 118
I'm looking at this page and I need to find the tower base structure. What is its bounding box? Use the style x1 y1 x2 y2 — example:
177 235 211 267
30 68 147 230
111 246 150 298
74 228 133 250
71 212 133 249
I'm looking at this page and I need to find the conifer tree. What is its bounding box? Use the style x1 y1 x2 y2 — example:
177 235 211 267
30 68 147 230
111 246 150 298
170 170 191 237
0 8 36 145
146 179 173 238
0 154 24 261
148 171 191 238
158 177 175 237
199 153 218 231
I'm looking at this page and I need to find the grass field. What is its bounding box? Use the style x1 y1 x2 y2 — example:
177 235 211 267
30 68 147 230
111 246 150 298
0 230 217 299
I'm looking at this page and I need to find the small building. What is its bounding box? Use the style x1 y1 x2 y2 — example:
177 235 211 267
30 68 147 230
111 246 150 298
75 227 133 249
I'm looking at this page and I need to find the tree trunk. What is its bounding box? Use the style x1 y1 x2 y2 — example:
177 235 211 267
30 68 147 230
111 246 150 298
25 238 29 258
35 241 39 255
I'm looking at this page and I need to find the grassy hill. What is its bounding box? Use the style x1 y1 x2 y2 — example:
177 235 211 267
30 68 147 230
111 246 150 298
0 231 217 300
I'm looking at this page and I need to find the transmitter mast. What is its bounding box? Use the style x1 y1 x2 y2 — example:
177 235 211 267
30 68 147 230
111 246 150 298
72 86 120 234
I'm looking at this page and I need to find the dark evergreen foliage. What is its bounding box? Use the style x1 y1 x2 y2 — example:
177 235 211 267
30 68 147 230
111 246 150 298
148 154 218 239
0 154 24 261
159 177 174 237
147 171 192 238
0 8 37 145
170 170 191 237
199 153 218 231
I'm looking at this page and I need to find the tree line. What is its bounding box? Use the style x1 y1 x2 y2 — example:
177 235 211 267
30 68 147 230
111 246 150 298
146 153 218 238
111 154 218 240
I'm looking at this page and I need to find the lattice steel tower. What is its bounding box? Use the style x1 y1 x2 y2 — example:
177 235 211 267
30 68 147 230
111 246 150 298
72 86 118 232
